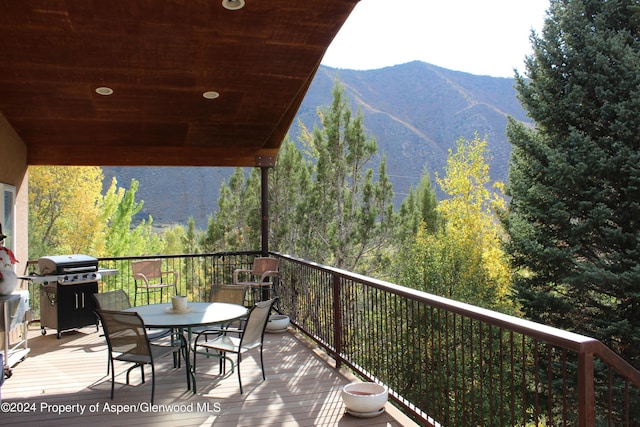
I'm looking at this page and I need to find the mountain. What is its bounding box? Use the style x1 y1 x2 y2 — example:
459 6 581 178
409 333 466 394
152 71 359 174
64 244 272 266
102 61 530 229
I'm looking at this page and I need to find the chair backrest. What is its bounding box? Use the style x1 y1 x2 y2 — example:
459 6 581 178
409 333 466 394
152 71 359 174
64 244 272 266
132 260 163 281
209 284 246 305
96 310 151 358
240 298 278 347
93 290 132 311
252 257 279 276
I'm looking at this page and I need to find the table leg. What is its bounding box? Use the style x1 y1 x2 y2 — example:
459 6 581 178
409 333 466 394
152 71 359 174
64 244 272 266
172 328 196 394
180 327 197 393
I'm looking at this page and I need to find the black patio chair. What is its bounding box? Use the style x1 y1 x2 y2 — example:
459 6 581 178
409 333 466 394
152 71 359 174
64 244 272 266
192 297 278 394
95 309 190 404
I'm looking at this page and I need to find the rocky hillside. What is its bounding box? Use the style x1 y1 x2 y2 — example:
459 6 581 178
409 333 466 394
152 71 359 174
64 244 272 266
103 61 530 229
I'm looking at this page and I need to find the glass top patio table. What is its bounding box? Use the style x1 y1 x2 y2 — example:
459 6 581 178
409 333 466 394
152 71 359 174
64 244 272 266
124 302 248 393
124 302 247 329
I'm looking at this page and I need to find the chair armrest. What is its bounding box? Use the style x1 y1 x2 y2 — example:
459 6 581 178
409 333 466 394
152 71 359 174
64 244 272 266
193 328 224 345
193 324 246 346
132 272 150 286
161 270 179 285
233 268 253 284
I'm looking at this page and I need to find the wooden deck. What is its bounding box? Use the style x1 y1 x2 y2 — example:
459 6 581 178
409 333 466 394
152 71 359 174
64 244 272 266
1 324 416 426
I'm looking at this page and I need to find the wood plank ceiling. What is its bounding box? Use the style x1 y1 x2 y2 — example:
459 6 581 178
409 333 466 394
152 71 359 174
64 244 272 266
0 0 359 167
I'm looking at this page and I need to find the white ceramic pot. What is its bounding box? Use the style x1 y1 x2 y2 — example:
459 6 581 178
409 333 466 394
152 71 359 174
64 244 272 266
171 295 188 311
341 382 388 414
266 314 289 331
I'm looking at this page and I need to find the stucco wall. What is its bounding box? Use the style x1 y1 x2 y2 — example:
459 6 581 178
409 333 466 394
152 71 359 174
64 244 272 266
0 113 29 276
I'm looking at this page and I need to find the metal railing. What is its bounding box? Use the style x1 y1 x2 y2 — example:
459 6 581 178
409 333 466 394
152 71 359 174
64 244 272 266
95 252 261 304
23 252 260 316
25 251 640 426
273 252 640 427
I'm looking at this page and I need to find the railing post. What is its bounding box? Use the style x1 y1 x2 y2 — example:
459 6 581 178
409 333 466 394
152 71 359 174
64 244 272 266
578 352 595 427
260 165 270 257
332 273 342 368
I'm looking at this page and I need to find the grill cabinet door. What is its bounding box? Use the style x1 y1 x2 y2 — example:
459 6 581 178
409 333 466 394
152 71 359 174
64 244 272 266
52 282 98 338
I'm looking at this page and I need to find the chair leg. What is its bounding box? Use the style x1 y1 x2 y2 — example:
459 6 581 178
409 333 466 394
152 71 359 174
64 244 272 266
260 346 265 380
193 346 198 372
125 364 144 385
110 358 115 400
237 353 243 394
150 363 155 405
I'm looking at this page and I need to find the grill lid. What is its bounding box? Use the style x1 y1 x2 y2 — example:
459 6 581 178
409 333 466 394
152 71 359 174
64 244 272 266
38 254 98 275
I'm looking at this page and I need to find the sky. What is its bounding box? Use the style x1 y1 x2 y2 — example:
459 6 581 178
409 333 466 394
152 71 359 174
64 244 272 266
321 0 550 78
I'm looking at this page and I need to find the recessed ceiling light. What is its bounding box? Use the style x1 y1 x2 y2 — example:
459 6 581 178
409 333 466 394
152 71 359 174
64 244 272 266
222 0 245 11
95 86 114 96
203 91 220 99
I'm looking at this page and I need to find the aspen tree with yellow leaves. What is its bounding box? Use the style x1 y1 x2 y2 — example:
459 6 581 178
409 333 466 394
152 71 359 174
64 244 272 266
395 134 514 312
28 166 159 259
28 166 104 258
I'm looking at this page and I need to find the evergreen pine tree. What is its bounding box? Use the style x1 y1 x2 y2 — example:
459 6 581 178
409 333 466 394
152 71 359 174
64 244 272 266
396 169 440 245
269 136 313 255
503 0 640 369
297 81 395 274
200 168 260 252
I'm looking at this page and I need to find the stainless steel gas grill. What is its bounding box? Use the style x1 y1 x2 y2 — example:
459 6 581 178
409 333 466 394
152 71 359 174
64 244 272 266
22 254 118 338
38 254 101 283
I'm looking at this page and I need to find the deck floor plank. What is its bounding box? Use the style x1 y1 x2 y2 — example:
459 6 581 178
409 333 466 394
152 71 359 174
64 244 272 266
1 325 416 426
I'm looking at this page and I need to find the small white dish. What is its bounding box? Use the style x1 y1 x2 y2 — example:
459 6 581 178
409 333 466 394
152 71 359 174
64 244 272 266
165 306 192 314
345 407 385 418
